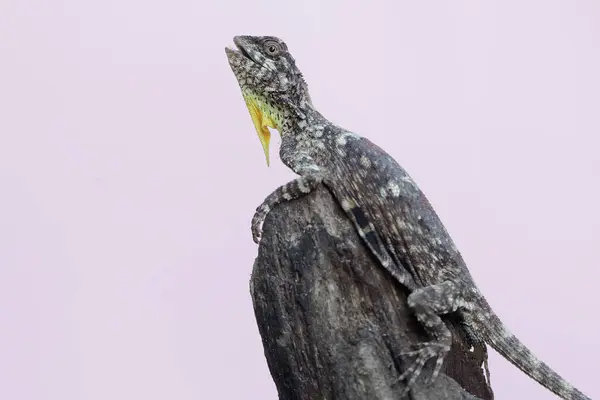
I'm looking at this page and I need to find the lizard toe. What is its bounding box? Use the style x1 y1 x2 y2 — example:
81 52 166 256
395 341 451 392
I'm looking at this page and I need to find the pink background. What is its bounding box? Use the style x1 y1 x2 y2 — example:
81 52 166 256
0 1 598 399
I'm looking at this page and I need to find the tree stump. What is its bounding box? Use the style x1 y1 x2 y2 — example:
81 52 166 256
250 186 494 400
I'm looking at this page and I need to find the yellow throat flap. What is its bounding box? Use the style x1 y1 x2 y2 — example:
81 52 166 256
243 94 277 166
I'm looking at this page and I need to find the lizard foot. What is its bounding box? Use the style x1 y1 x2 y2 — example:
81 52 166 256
395 341 451 396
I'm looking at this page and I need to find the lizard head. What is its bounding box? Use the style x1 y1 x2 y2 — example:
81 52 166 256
225 35 310 165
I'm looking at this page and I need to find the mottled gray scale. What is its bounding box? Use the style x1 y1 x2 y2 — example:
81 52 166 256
341 202 418 291
466 296 590 400
330 134 468 288
226 35 591 400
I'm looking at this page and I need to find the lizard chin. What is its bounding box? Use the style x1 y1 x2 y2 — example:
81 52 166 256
224 47 247 64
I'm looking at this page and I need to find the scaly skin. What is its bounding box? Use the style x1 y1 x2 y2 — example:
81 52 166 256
225 35 590 400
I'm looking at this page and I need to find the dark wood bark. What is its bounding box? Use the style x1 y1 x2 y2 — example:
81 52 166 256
250 186 494 400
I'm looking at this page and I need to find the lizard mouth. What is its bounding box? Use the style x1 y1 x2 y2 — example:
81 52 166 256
225 37 259 65
236 43 254 61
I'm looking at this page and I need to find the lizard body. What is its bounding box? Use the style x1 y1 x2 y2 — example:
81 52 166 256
225 35 590 400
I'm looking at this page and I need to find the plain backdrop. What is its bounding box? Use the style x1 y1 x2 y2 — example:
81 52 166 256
0 0 598 399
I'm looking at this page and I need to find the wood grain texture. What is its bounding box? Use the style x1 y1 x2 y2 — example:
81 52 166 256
250 186 494 400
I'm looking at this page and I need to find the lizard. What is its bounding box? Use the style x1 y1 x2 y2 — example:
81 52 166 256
224 34 591 400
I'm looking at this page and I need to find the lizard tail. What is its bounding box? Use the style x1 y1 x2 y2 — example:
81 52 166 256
479 308 590 400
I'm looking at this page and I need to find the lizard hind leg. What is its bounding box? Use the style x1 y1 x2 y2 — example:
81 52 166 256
397 280 462 394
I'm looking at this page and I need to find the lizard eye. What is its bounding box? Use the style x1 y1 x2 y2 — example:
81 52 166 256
263 39 284 56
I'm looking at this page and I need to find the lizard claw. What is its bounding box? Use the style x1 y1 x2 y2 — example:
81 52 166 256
395 341 450 395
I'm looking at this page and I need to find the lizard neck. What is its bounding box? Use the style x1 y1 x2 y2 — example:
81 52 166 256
277 103 347 174
278 102 328 139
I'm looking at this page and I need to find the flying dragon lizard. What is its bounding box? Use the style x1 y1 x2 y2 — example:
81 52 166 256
225 34 591 400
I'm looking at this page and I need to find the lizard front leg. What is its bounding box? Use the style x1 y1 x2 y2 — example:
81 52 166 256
251 171 323 243
398 280 463 394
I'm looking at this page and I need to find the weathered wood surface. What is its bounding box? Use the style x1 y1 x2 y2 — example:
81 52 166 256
250 186 494 400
